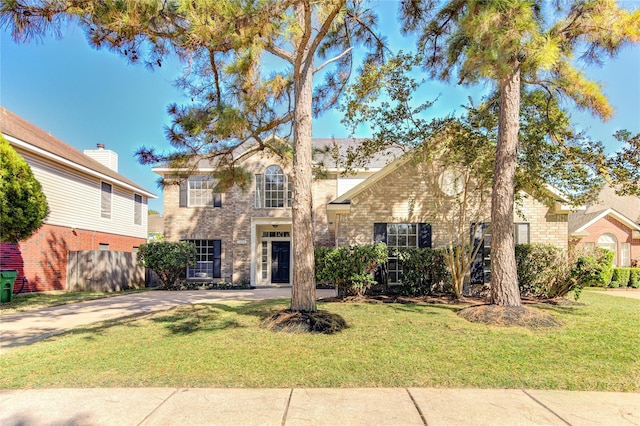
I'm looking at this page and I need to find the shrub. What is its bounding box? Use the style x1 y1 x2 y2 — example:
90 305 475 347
315 243 387 296
570 248 614 289
516 244 566 298
629 269 640 289
137 241 197 288
395 247 451 296
611 268 631 288
0 135 49 243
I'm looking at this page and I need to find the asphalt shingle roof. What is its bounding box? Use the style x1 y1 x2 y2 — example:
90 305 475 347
0 107 154 196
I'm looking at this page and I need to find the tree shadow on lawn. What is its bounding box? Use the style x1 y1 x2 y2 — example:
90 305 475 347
150 303 244 335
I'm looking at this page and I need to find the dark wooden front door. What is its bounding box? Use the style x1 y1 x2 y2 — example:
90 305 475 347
271 241 290 283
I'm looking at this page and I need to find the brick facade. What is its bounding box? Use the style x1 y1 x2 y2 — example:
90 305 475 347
571 215 640 266
0 224 145 293
160 151 570 286
335 163 568 249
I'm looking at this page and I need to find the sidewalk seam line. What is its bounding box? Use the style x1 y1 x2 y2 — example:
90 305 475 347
522 389 572 426
137 388 181 426
281 388 294 426
406 388 428 426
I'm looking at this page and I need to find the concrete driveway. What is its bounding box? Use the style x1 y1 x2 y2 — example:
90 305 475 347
0 288 337 352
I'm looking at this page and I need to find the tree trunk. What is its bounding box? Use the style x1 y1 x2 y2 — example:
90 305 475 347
290 3 316 312
490 69 521 307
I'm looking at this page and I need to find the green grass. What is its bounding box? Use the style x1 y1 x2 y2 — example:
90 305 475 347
0 289 149 316
0 290 638 391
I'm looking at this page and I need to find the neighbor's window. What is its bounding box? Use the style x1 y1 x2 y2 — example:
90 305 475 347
597 233 618 266
255 165 291 208
134 194 143 225
98 243 109 251
101 182 112 219
621 242 631 267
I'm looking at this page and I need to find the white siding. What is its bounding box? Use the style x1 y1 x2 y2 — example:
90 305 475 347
336 171 377 197
19 150 148 239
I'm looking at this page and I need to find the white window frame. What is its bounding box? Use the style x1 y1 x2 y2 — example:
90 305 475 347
255 165 291 209
597 233 618 266
386 223 418 284
188 176 221 207
101 182 112 219
621 242 631 267
134 194 143 225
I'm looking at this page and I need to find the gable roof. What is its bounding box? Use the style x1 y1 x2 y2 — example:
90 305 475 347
569 208 640 235
0 107 156 198
584 184 640 223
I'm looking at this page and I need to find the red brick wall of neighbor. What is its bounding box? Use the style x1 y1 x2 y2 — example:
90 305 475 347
571 216 640 264
0 224 146 293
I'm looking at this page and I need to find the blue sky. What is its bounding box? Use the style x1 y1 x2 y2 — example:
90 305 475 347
1 1 638 213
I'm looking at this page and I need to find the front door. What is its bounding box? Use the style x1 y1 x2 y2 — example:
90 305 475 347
271 241 290 283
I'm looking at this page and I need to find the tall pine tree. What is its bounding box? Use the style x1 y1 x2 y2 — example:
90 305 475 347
1 0 385 312
400 0 640 307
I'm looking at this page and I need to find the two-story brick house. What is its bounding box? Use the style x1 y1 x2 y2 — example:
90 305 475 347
155 138 571 287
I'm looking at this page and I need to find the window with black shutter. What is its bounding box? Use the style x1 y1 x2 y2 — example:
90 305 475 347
374 222 431 285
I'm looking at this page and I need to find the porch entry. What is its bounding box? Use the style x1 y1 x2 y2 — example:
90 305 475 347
256 224 292 286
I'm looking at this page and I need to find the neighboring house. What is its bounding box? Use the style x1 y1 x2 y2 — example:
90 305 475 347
0 107 156 292
569 185 640 267
155 138 572 287
147 213 165 241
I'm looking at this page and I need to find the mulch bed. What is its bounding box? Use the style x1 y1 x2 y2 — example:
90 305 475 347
262 309 348 334
320 293 570 329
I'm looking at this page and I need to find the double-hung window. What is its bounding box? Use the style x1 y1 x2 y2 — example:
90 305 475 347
179 176 222 207
186 239 221 279
374 222 432 284
255 165 292 208
101 182 112 219
134 194 143 225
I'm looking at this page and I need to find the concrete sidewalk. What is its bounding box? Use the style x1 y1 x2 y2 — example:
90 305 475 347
0 288 336 352
1 387 638 425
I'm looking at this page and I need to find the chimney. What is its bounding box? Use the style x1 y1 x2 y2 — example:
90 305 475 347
84 143 118 172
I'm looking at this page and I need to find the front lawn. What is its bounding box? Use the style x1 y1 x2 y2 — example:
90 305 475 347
0 290 638 391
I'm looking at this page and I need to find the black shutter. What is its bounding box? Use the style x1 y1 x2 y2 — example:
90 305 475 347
179 180 187 208
213 193 222 208
418 223 432 248
373 223 388 285
213 240 222 278
373 223 387 244
470 223 485 285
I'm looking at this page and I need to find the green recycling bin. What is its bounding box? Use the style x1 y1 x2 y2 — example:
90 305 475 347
1 270 18 303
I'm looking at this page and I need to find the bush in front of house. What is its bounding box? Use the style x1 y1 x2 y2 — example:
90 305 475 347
569 248 615 293
136 241 197 289
515 244 567 299
395 247 452 296
610 268 632 288
629 268 640 288
315 243 387 296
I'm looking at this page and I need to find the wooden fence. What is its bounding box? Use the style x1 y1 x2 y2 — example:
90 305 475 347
67 250 146 291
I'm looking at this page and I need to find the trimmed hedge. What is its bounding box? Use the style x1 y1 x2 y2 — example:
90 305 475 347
611 268 640 288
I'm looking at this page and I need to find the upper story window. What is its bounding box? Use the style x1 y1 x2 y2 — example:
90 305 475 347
179 176 222 208
255 165 292 208
134 194 143 225
101 182 112 219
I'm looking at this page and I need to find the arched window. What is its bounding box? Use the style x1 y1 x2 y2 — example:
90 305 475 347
265 165 286 208
597 233 618 266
